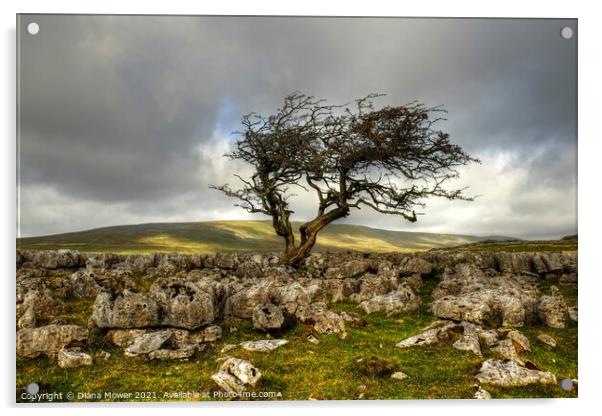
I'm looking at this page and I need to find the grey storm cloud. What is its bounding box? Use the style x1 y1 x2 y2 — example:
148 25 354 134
17 15 577 238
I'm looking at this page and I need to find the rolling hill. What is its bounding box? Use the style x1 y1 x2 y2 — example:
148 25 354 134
16 220 515 254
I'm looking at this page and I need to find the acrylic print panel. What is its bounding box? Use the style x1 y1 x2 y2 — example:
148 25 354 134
16 15 577 402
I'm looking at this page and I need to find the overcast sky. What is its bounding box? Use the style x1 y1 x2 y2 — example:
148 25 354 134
17 15 577 239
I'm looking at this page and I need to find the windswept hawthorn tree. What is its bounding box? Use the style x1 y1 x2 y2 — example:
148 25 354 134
211 93 479 265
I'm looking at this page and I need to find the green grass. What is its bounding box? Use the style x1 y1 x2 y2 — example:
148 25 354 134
16 220 515 254
16 276 577 401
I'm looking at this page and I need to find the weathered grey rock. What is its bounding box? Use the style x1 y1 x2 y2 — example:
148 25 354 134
400 274 423 291
57 347 93 368
307 335 320 344
92 291 160 328
269 283 311 314
431 289 537 328
538 294 568 328
324 259 372 279
477 329 499 347
560 273 577 285
240 339 288 352
252 303 284 331
124 330 172 357
295 303 347 337
108 326 222 351
350 274 392 302
236 260 264 280
396 320 457 348
150 279 215 329
106 329 147 347
432 262 538 300
17 324 88 358
85 253 124 271
506 330 531 352
494 252 534 274
475 359 556 387
25 249 83 269
211 358 262 393
490 339 523 365
358 287 420 316
537 333 557 347
213 253 241 270
69 270 103 299
124 254 157 273
220 344 238 354
148 344 196 360
391 371 408 380
170 325 222 346
224 284 271 319
399 257 432 276
568 306 578 322
430 262 539 328
19 289 64 323
97 350 111 361
473 385 491 399
452 322 482 356
18 306 36 329
308 279 345 302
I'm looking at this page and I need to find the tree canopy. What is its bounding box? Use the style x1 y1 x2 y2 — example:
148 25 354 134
211 92 480 265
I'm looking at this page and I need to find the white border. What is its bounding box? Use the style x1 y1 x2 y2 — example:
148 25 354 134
2 1 600 415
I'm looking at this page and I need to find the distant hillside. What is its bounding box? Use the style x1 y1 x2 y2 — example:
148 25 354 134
16 220 515 254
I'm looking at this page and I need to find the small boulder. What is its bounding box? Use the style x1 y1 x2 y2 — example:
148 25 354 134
69 270 102 299
148 344 196 360
324 259 372 279
19 289 64 324
399 257 432 276
17 306 36 329
490 339 523 365
506 330 531 352
358 287 420 316
431 289 536 328
475 359 556 387
295 303 347 337
452 326 482 356
537 333 557 348
307 335 320 345
396 321 457 348
124 330 172 357
252 304 285 332
17 324 88 358
473 385 491 399
220 344 238 354
477 330 499 347
149 279 215 329
211 358 262 393
269 283 311 314
240 339 288 352
538 294 568 328
106 329 147 347
224 284 271 319
57 347 93 368
91 291 160 329
568 306 578 322
170 325 223 347
391 371 408 380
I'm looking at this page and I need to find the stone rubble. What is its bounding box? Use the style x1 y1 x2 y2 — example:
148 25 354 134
57 347 93 368
15 248 577 389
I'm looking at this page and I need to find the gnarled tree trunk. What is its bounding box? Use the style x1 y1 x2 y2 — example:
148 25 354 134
279 206 349 266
